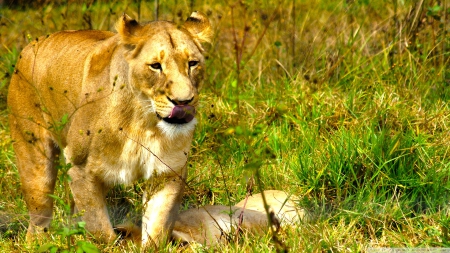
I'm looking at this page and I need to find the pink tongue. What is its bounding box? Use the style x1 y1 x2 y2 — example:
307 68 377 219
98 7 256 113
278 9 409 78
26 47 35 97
168 105 196 123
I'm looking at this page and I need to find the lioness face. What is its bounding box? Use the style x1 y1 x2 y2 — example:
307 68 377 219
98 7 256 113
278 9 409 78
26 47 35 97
125 22 206 137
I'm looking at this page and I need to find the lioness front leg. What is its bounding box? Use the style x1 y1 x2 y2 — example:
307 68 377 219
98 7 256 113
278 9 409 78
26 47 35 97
68 165 116 242
142 173 185 247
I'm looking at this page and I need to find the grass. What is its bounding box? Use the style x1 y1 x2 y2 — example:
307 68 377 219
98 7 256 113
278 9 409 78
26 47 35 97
0 0 450 252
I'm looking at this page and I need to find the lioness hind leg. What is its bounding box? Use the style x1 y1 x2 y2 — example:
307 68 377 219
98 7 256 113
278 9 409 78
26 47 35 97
9 116 59 241
68 165 116 243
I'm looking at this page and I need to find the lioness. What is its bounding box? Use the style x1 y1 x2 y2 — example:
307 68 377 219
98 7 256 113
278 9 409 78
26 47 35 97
7 12 212 247
115 190 304 246
172 190 303 246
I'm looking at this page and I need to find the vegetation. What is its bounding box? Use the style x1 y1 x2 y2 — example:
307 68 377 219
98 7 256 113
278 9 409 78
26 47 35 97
0 0 449 252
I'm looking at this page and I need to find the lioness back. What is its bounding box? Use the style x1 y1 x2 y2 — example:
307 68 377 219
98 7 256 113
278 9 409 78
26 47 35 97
10 31 115 141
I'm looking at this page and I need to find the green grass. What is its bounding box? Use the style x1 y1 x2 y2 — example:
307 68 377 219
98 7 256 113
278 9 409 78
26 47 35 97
1 0 450 252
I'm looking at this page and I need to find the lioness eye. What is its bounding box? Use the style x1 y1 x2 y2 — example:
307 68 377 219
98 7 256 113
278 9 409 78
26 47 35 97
188 61 199 67
149 63 162 70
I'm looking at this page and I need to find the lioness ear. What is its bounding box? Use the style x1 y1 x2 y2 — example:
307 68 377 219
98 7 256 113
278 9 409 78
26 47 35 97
183 11 213 44
115 14 142 45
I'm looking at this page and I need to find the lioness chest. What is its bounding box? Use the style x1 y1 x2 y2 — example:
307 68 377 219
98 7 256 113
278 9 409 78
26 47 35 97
111 132 190 185
64 127 192 186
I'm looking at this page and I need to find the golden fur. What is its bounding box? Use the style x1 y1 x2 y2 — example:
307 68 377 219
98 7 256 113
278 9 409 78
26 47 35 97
172 190 303 246
115 190 304 246
7 12 212 247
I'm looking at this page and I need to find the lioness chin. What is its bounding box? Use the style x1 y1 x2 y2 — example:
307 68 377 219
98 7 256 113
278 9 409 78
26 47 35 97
7 12 212 247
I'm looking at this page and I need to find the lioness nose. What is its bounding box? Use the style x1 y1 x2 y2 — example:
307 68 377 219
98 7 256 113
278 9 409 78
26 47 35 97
168 97 194 105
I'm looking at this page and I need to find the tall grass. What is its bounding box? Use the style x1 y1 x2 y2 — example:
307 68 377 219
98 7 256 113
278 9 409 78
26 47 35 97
0 0 449 252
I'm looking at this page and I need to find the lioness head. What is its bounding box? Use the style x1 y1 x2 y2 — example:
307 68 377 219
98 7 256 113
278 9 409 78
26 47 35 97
116 12 212 137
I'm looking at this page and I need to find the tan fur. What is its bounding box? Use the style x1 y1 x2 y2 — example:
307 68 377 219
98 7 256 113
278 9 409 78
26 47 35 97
116 190 304 246
172 190 304 246
7 12 212 247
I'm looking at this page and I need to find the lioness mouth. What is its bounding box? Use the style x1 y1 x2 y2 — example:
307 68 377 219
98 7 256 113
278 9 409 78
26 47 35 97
162 105 196 124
